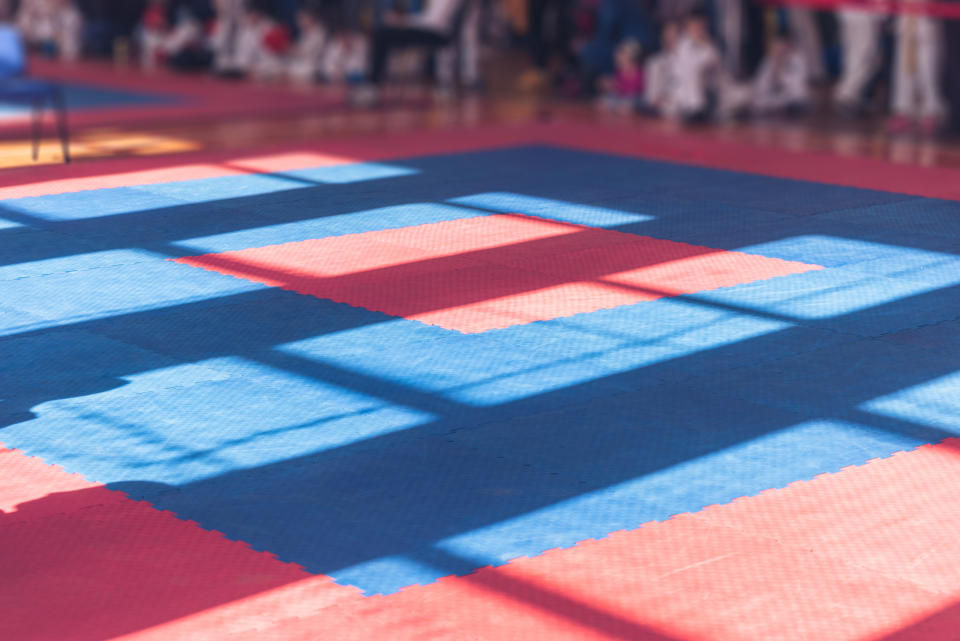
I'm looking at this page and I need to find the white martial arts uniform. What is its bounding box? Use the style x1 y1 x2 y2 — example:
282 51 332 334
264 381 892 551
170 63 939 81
321 34 369 83
670 34 720 117
139 25 167 68
57 2 81 60
643 48 678 112
405 0 465 36
835 5 886 107
17 0 82 60
140 12 204 69
436 0 482 88
891 1 945 119
210 0 246 73
714 0 744 77
17 0 58 44
287 24 327 84
752 47 810 114
787 7 825 82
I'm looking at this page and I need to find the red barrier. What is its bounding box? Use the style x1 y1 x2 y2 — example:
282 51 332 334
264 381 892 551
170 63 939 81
762 0 960 19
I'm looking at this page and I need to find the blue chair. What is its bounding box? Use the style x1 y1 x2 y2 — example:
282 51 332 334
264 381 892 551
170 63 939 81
0 24 70 163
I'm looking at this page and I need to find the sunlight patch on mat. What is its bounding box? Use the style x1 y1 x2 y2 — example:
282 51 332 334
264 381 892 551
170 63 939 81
692 236 960 321
861 371 960 434
278 298 792 407
0 355 437 486
449 192 654 227
3 163 418 221
176 213 819 333
0 216 26 230
173 203 489 254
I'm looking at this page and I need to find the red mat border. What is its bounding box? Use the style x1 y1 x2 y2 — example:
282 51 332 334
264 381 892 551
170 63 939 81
1 120 958 202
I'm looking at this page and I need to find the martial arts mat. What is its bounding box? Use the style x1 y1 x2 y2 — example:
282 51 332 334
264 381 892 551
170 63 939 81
2 124 959 641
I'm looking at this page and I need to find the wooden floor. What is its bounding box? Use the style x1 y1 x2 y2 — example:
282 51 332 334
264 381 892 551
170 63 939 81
19 102 960 167
4 57 960 173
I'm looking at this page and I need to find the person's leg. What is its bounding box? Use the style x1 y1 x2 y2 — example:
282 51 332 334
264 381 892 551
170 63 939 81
527 0 548 70
370 27 403 84
369 27 447 84
788 7 825 82
835 9 883 107
890 14 915 120
675 66 709 119
742 0 766 76
915 15 945 121
439 2 483 89
551 0 577 70
212 17 241 73
140 29 163 68
945 15 960 134
716 0 744 77
459 3 482 87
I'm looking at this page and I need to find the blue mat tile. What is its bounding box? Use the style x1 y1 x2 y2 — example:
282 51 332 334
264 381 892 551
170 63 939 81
4 187 193 221
1 258 266 328
818 197 960 238
719 338 960 416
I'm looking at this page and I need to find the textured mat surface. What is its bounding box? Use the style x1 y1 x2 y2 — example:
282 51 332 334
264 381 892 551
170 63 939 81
175 213 821 332
2 130 960 640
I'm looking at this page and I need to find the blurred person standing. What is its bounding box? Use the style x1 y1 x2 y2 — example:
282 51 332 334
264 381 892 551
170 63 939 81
834 0 886 114
888 0 946 134
436 0 484 91
56 0 82 60
713 3 821 83
786 5 825 83
946 2 960 134
521 0 577 89
714 0 744 77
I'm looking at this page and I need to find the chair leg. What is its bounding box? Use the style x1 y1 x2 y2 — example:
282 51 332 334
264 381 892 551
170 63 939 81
31 98 42 161
53 88 70 163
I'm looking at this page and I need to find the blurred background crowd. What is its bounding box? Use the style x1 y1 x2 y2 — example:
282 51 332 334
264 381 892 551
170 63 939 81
3 0 960 134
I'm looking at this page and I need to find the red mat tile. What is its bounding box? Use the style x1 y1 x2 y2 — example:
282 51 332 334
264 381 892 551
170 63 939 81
0 447 361 641
175 214 821 333
7 439 960 641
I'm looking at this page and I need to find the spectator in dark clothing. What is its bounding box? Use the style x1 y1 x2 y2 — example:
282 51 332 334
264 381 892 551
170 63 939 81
946 12 960 134
581 0 656 79
527 0 577 74
366 0 465 85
